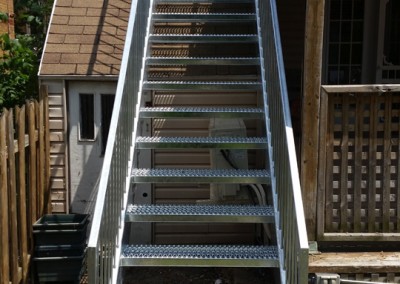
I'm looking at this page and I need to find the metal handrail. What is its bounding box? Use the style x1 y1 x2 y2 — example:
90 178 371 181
255 0 309 283
86 1 153 283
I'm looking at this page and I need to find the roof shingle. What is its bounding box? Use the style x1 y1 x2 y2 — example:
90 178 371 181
40 0 131 76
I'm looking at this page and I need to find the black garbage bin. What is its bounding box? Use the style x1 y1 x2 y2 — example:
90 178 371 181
33 214 89 283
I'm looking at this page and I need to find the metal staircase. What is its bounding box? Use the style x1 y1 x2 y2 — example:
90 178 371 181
87 0 308 283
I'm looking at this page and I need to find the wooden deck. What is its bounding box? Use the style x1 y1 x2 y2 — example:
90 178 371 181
309 252 400 273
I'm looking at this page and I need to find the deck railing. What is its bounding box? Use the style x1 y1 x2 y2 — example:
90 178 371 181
86 1 153 283
255 0 309 283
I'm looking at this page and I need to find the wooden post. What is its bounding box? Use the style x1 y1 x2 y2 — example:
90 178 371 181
7 109 19 283
301 0 326 241
0 110 10 284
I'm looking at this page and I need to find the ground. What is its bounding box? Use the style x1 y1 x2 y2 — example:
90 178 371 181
123 267 276 284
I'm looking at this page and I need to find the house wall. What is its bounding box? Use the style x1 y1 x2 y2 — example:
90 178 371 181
0 0 14 38
277 0 306 138
41 80 69 213
152 90 262 244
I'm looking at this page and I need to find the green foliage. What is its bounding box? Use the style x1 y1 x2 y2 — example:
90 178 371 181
0 0 54 109
0 33 38 109
14 0 54 57
0 12 8 22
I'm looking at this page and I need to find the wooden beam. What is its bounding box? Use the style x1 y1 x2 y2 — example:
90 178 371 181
301 0 326 241
309 252 400 273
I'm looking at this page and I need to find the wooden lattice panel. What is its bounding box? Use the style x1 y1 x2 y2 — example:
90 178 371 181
318 86 400 241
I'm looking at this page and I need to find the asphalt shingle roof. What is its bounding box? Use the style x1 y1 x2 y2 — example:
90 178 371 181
40 0 131 76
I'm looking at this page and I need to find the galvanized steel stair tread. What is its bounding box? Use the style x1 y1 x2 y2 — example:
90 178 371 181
157 0 254 3
149 34 258 43
126 204 274 223
143 81 261 90
120 245 279 267
146 56 260 65
139 106 264 118
131 168 270 184
152 13 256 22
136 136 267 149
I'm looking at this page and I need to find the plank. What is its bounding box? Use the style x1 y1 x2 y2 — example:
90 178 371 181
309 252 400 273
353 96 363 232
28 102 37 224
368 96 377 232
38 100 45 216
17 106 29 281
340 95 349 232
301 0 326 241
7 109 19 283
382 95 392 232
0 110 10 284
317 89 328 238
322 84 400 94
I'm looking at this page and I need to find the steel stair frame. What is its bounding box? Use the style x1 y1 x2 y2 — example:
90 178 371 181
87 0 309 283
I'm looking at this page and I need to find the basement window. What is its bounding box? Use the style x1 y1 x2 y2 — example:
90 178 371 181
79 93 95 140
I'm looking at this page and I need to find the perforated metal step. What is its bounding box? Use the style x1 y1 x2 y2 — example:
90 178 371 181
143 81 261 90
149 34 258 43
139 106 264 119
136 136 267 149
152 13 256 22
120 245 279 267
126 204 274 223
131 168 270 184
146 57 260 65
157 0 254 3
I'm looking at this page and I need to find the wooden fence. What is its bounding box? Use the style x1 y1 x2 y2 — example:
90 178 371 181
0 87 51 284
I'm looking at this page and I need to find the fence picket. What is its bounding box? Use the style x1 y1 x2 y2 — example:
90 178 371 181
17 106 29 280
7 109 20 283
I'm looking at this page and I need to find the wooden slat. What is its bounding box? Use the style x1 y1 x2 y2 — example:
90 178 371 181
28 102 37 225
38 100 45 216
317 89 328 238
322 84 400 93
309 252 400 273
353 96 363 232
340 96 350 232
16 106 29 281
398 116 400 233
382 95 392 232
7 109 19 283
368 96 377 232
0 110 10 284
324 94 335 232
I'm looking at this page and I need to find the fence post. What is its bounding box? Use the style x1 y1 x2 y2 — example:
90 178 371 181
0 110 10 284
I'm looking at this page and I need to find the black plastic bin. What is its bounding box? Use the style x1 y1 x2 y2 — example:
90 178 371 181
34 254 84 283
33 214 89 230
33 214 89 246
34 244 86 257
32 214 89 282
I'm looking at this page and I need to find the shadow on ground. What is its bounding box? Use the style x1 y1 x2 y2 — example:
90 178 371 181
123 267 277 283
